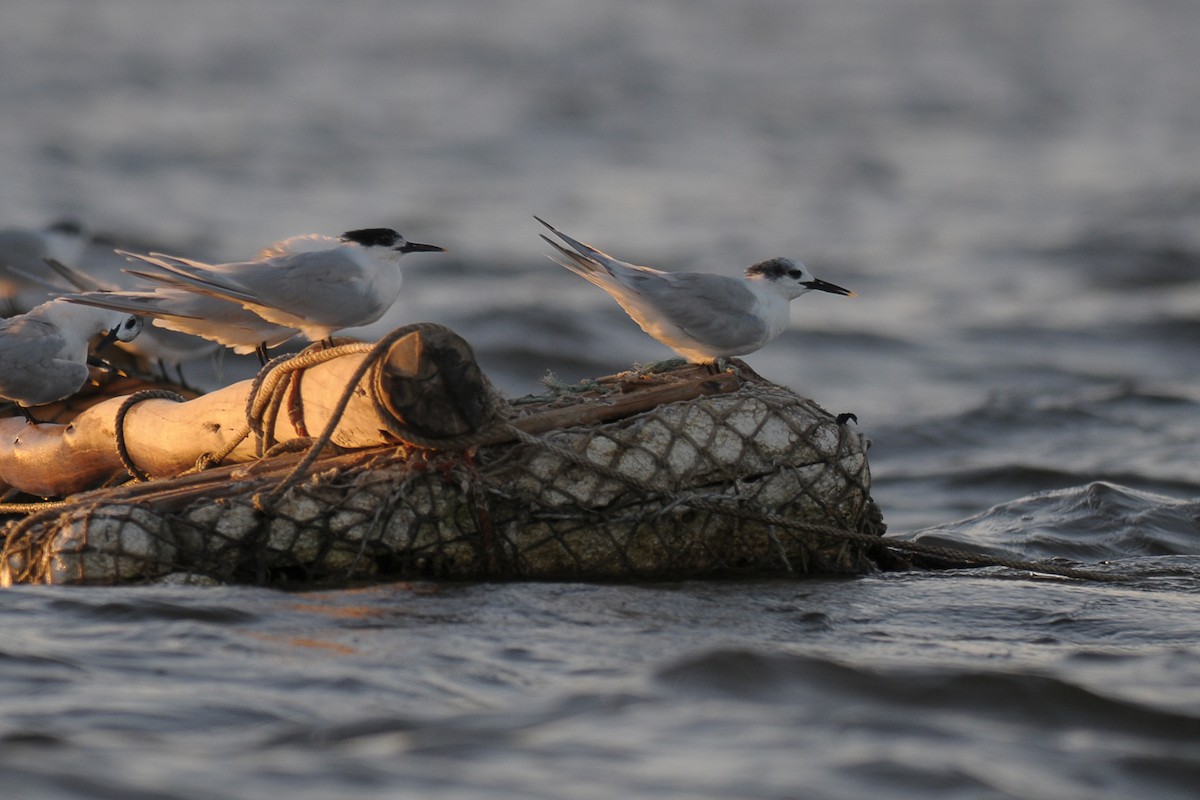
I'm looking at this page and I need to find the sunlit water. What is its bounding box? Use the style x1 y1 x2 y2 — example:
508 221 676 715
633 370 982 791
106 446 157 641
1 2 1198 797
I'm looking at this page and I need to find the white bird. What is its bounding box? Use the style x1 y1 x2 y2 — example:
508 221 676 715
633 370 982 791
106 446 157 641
116 228 446 345
0 299 143 423
536 217 855 365
0 220 89 315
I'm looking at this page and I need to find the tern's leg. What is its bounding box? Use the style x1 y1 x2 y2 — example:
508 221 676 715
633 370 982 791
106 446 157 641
708 357 733 375
255 342 270 366
163 360 193 391
18 406 43 425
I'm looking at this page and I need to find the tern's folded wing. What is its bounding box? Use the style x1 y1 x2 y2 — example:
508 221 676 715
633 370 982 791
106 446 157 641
645 273 769 353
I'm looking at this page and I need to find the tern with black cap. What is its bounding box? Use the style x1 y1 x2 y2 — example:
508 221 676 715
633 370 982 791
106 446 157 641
537 217 854 365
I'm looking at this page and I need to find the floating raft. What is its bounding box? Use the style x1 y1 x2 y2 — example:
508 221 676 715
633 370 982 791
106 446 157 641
0 324 891 586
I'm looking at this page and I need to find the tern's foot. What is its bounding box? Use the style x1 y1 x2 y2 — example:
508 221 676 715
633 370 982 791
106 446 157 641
698 357 744 376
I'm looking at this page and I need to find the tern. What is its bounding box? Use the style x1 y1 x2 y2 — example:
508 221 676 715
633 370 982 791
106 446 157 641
536 217 854 365
117 228 445 346
0 299 143 423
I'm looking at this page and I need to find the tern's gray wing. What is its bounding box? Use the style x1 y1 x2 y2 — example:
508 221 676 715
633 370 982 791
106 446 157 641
220 248 377 314
638 272 769 352
60 291 203 321
119 251 261 305
0 316 83 405
62 290 298 355
128 248 374 318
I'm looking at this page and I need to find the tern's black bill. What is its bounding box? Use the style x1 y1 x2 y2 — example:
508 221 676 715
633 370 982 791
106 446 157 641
95 326 121 352
803 278 856 297
398 241 446 254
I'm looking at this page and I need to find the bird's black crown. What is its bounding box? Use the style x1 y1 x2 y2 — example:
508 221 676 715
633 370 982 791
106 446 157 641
744 257 796 280
340 228 402 248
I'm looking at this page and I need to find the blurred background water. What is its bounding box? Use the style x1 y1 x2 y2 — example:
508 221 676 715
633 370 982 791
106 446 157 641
1 1 1198 797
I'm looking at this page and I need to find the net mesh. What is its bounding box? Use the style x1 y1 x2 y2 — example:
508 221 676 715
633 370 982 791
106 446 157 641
1 370 886 586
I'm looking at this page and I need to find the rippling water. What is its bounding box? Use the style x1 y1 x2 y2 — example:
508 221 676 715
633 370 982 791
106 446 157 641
1 1 1198 797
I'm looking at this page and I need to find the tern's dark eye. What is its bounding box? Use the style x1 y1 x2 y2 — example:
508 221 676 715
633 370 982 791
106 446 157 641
787 269 803 279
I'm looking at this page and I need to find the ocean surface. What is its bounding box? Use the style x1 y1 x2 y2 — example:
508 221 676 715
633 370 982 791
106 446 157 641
2 2 1198 797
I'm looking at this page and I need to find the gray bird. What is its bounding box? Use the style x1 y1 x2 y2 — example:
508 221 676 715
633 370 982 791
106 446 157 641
537 217 854 364
0 299 142 423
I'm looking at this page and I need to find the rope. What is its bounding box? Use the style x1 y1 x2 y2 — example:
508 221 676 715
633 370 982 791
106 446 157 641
114 389 187 482
121 326 506 494
0 498 72 516
258 323 511 506
187 341 366 473
0 502 74 586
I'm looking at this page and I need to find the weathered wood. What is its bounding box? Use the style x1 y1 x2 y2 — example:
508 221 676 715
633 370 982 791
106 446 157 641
0 326 493 498
490 370 740 442
5 370 741 513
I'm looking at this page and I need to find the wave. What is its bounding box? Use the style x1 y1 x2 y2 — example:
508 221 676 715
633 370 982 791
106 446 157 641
896 481 1200 561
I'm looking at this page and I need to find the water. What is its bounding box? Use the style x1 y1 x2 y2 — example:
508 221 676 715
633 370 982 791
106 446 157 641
1 1 1199 797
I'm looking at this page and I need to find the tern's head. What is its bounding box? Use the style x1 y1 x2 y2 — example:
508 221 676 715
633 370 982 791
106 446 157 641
96 313 143 352
745 257 855 301
114 314 144 342
339 228 446 257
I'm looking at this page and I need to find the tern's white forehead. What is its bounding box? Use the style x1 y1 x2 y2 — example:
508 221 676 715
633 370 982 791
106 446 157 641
744 257 806 280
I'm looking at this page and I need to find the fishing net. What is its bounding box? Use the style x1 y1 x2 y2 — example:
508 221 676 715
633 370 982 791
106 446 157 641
0 332 888 586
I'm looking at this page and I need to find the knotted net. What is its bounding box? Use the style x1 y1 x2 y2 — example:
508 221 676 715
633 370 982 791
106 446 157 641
0 355 887 586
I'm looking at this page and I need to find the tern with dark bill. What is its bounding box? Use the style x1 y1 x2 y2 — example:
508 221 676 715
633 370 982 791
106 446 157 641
537 217 853 365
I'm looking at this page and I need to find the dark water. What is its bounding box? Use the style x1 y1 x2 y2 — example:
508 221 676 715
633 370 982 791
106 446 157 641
2 1 1199 797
